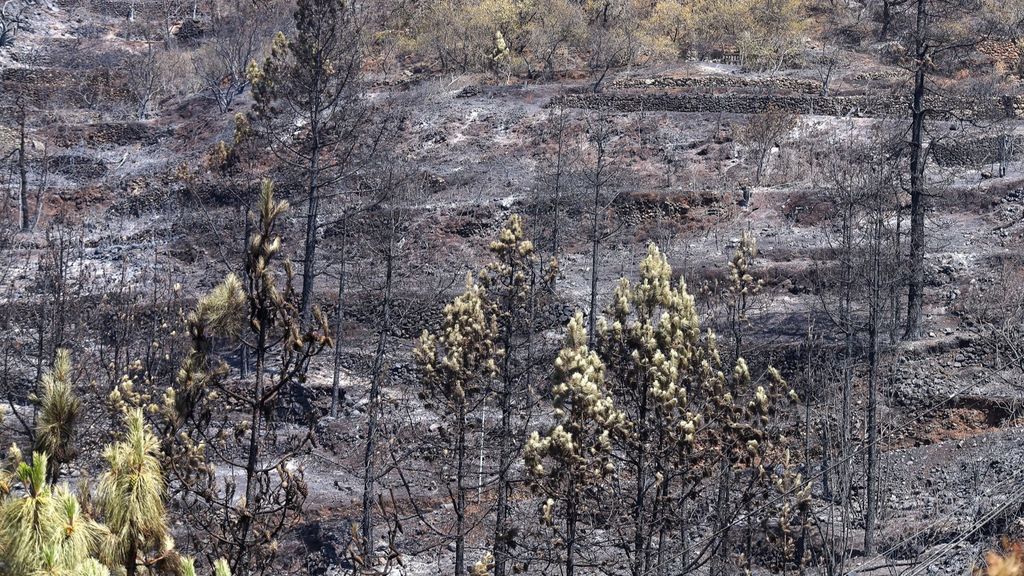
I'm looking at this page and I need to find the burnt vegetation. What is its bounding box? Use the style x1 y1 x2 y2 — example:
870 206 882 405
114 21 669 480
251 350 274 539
1 0 1024 575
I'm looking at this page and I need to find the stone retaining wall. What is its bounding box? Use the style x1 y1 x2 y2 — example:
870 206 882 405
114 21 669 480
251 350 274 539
2 67 130 106
611 75 822 94
931 135 1024 168
551 92 1024 120
54 123 168 148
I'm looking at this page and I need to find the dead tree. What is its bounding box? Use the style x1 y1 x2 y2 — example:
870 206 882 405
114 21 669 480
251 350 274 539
539 106 578 273
818 127 902 556
891 0 986 338
357 166 417 565
582 115 619 345
122 42 165 120
192 0 279 112
740 107 797 194
17 101 28 231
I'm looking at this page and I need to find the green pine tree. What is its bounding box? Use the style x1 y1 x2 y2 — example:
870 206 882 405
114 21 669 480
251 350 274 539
0 452 105 576
35 349 82 484
97 409 170 576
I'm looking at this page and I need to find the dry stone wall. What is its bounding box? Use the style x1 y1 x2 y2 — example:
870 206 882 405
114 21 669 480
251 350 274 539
611 75 822 94
2 67 129 106
551 91 1024 120
931 135 1024 168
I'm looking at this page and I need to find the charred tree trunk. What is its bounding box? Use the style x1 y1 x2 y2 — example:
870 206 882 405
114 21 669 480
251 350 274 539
631 393 649 576
455 401 468 576
126 539 137 576
864 180 886 555
493 259 517 576
240 211 252 380
565 472 578 576
904 0 928 340
330 218 347 417
587 132 607 346
551 109 567 271
235 283 269 576
880 0 893 40
18 105 29 232
300 141 320 324
362 222 393 561
300 48 326 325
713 458 733 576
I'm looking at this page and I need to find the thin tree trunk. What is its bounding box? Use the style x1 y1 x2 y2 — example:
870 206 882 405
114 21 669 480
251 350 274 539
587 137 605 346
455 401 467 576
126 539 137 576
235 302 268 576
890 205 903 345
588 215 599 346
300 145 320 324
631 393 649 576
864 187 885 555
841 201 853 509
18 106 29 232
240 211 251 380
493 259 517 576
880 0 893 40
362 223 393 562
904 0 928 340
864 310 880 555
300 52 325 324
31 145 46 232
33 297 45 429
655 465 670 576
551 109 566 270
713 458 733 576
566 473 578 576
330 218 347 417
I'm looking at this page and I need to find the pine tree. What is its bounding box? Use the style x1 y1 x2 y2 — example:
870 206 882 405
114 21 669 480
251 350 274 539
0 453 61 574
97 409 170 576
0 452 105 576
478 214 537 576
524 312 626 576
415 275 499 576
151 180 329 576
596 243 717 575
34 349 81 484
528 243 799 575
249 0 365 324
412 214 546 575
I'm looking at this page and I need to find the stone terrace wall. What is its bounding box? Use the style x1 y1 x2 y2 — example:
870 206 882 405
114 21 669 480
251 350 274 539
2 67 130 106
932 135 1024 168
611 75 822 94
551 92 1024 120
